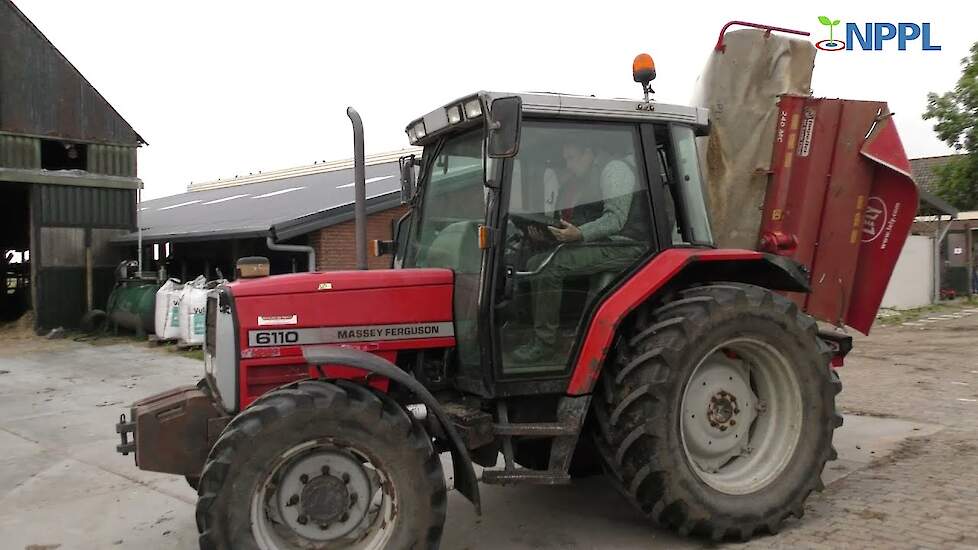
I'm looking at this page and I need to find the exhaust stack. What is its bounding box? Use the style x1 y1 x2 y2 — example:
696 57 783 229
347 107 368 270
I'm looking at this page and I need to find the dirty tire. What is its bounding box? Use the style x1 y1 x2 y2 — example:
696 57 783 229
196 379 446 550
592 284 841 541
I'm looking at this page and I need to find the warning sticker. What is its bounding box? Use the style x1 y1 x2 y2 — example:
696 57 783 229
797 108 816 157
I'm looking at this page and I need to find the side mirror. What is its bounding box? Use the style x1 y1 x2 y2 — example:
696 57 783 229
487 96 522 158
398 154 418 204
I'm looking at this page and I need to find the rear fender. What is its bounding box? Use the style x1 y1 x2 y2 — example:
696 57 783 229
566 248 809 395
301 345 481 514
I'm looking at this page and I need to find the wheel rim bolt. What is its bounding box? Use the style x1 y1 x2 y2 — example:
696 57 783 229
730 419 736 426
286 495 299 506
319 523 330 530
297 515 308 525
719 425 728 431
321 465 330 475
299 474 309 484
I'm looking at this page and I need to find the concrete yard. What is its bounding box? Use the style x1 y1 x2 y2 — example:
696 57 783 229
1 307 977 550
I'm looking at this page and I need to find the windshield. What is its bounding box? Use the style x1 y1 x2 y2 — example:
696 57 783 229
403 129 488 376
404 129 487 273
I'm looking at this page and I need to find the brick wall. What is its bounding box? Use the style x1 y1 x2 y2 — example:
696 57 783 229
310 204 410 271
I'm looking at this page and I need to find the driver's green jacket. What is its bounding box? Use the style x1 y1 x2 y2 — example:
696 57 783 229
576 158 638 242
526 156 646 347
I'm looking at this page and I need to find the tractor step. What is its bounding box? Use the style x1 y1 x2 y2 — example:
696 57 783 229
442 401 495 449
481 469 571 485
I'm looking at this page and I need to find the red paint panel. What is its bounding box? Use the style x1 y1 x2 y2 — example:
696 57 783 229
846 113 918 333
234 283 455 353
229 268 454 297
230 268 456 408
239 337 457 361
566 248 763 395
759 96 917 334
238 354 392 408
761 97 843 309
804 100 880 325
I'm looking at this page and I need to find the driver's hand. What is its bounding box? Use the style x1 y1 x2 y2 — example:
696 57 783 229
549 219 583 243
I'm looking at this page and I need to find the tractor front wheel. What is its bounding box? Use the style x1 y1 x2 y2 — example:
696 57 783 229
196 379 446 550
593 284 842 541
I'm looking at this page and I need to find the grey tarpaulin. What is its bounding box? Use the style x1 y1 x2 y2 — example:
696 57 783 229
691 29 816 249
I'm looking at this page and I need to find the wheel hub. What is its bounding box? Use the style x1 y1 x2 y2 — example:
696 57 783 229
299 473 350 525
707 390 740 429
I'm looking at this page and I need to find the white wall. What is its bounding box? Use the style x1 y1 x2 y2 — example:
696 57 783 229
880 235 935 310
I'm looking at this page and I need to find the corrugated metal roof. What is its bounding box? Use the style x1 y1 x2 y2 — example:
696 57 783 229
187 148 419 192
115 158 406 243
0 0 145 146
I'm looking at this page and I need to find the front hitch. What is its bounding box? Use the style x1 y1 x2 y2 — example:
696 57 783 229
116 413 136 455
114 383 230 477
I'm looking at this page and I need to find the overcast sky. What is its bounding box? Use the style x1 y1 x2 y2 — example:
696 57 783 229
15 0 974 200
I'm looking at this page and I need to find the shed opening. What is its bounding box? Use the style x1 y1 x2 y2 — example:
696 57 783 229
1 182 32 323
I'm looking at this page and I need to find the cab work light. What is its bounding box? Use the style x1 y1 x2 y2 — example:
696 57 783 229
463 99 482 120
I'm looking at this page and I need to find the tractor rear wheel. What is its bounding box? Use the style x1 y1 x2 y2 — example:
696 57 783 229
593 284 841 541
196 379 446 550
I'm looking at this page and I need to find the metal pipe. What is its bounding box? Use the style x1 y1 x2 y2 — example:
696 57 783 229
137 187 143 273
347 107 368 270
714 21 811 52
265 236 316 272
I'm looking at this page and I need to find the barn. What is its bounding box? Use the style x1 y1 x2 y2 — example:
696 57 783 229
0 0 144 330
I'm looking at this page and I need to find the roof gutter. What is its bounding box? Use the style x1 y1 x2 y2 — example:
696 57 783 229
266 234 316 272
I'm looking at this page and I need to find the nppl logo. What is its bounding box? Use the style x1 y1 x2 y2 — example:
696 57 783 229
815 16 941 52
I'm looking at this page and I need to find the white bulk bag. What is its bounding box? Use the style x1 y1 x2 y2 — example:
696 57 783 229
154 279 184 340
179 276 208 346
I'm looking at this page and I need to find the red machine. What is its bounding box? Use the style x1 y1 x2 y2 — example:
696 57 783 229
117 24 916 550
760 96 917 332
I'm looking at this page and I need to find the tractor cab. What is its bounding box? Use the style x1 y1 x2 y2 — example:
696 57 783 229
392 90 715 395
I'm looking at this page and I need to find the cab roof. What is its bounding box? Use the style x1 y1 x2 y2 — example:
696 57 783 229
406 91 709 146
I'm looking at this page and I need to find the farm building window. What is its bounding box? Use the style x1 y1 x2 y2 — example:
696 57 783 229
40 140 87 171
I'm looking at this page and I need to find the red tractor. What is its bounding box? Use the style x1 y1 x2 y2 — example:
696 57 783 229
117 26 918 549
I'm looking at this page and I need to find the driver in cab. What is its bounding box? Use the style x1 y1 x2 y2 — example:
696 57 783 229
512 138 647 363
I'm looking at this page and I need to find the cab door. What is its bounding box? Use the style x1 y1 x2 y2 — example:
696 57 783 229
488 120 663 389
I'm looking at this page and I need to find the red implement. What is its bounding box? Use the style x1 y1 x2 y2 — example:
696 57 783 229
759 95 918 334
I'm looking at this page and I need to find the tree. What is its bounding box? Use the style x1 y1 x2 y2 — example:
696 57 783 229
923 42 978 210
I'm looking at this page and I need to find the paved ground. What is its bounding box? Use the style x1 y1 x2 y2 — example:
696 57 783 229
0 306 976 549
